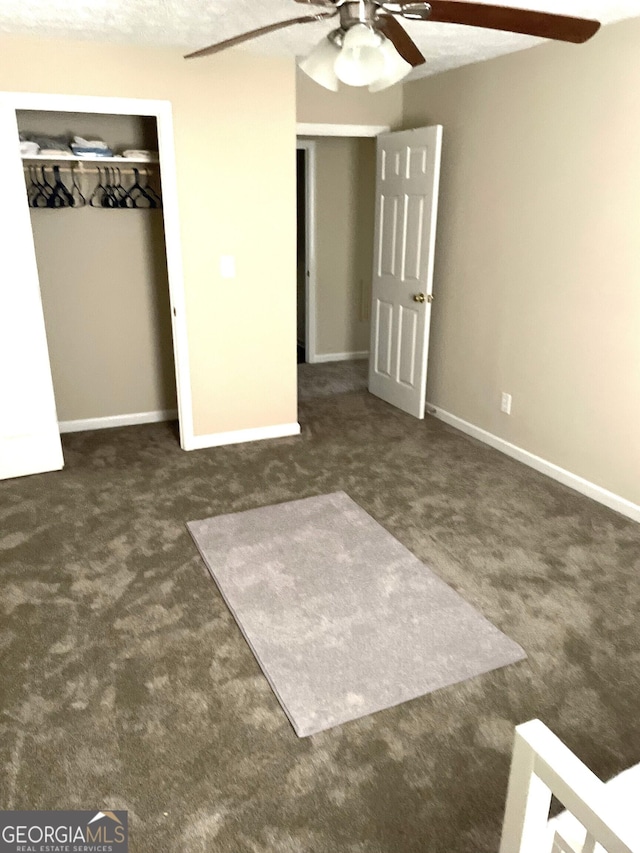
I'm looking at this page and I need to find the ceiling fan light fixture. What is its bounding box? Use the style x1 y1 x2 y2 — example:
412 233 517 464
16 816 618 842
368 35 413 92
334 23 386 87
299 34 341 91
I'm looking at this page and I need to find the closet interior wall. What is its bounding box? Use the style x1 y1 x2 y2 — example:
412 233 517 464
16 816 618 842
18 110 176 427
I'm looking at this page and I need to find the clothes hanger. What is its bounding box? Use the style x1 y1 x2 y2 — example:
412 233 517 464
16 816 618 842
102 166 120 209
122 167 158 209
30 165 54 208
111 167 129 207
26 165 43 207
139 168 162 208
110 167 122 207
89 167 118 208
46 165 76 208
70 165 86 207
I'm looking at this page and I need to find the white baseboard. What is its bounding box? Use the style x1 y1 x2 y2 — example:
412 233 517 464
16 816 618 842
59 409 178 434
427 404 640 524
185 422 301 451
310 351 369 364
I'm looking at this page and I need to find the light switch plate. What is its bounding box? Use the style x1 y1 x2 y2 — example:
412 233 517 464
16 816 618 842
220 255 236 279
501 392 512 415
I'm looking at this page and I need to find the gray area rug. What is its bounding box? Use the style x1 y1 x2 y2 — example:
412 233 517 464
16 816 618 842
188 492 526 737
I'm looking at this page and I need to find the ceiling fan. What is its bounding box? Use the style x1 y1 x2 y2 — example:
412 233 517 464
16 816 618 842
185 1 601 92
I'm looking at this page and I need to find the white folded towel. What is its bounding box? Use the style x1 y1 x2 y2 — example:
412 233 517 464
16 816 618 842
73 136 110 149
20 141 40 156
122 149 158 161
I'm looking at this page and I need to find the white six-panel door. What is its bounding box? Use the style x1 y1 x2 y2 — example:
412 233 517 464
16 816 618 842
368 126 442 418
0 101 64 480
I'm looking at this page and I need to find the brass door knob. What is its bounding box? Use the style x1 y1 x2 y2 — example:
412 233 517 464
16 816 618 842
413 293 426 303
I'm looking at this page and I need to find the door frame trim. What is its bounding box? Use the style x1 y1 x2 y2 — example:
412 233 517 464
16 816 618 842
296 139 317 363
0 91 193 449
295 123 390 366
297 123 390 137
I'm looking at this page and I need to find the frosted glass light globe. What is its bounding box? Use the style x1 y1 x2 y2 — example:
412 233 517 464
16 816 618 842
334 24 385 87
299 36 341 91
369 35 413 92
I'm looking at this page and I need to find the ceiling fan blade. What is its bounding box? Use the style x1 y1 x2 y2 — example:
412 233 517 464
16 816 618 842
427 1 600 44
185 12 336 59
376 15 426 67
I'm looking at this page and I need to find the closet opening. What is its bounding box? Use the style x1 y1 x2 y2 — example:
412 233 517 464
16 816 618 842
18 108 179 440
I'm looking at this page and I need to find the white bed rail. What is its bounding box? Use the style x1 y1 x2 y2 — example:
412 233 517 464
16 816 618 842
499 719 637 853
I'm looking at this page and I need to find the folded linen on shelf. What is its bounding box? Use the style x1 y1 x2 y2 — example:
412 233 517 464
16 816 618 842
72 148 115 157
23 133 72 154
72 136 110 149
20 140 40 156
39 149 75 157
122 149 158 161
71 136 114 157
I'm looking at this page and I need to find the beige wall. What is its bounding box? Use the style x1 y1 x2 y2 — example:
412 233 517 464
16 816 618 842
311 136 375 357
403 18 640 505
18 111 175 422
1 37 298 437
296 66 403 128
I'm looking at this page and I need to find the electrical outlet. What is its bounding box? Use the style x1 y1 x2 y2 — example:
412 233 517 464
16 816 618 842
501 392 512 415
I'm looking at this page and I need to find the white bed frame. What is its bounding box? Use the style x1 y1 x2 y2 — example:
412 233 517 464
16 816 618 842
499 720 637 853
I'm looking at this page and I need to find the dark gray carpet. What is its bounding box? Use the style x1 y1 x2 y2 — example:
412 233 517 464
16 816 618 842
1 390 639 853
297 359 368 399
188 492 525 737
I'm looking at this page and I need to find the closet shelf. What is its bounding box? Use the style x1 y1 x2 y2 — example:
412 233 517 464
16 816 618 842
22 154 159 164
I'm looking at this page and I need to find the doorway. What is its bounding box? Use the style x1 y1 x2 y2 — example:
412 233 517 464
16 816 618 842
296 130 378 405
19 109 176 435
0 93 192 481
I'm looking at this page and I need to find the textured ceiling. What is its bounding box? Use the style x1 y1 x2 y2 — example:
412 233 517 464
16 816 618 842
1 1 640 78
